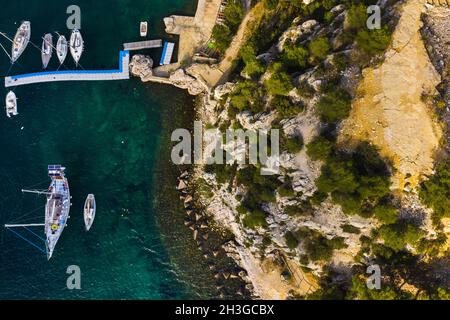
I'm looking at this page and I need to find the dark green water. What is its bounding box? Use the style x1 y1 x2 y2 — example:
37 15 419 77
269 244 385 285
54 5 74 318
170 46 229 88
0 0 203 299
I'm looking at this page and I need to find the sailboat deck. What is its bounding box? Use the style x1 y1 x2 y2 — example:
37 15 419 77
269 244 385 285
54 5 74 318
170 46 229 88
4 51 130 87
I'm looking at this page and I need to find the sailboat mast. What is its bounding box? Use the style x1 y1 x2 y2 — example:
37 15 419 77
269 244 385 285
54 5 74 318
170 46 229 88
5 223 45 227
21 189 51 195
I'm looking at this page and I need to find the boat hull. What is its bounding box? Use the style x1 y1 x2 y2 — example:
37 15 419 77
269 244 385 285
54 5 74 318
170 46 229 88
84 194 96 231
45 165 70 260
11 21 31 63
56 35 68 65
70 29 84 65
41 34 53 69
5 91 18 118
140 22 148 37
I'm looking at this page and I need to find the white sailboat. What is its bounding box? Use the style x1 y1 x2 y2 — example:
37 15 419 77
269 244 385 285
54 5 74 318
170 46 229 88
5 91 18 118
56 35 68 65
70 29 84 66
41 33 53 69
11 21 31 63
5 165 71 260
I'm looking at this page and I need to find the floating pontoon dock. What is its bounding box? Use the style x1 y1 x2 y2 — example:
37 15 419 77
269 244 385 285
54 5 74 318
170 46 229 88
160 42 175 65
4 51 130 88
123 40 162 50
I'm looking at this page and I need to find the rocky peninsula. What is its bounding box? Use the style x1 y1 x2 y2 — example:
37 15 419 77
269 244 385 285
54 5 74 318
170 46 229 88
131 0 450 299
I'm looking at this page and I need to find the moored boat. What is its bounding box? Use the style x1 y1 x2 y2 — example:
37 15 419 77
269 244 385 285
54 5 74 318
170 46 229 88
41 33 53 69
70 29 84 66
11 21 31 63
56 35 68 64
45 165 71 260
83 194 96 231
4 165 71 260
140 22 148 37
5 91 18 118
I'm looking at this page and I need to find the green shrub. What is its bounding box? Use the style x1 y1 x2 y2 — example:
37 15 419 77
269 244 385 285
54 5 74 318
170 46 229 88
417 233 447 256
356 28 391 56
263 0 279 9
229 80 265 115
282 134 304 153
283 204 312 217
308 36 330 61
204 163 236 184
285 231 300 249
316 89 352 123
297 80 316 98
316 157 359 194
419 160 450 223
296 227 348 262
282 42 309 69
316 143 392 217
333 53 350 72
278 182 296 198
242 209 269 229
347 276 408 300
347 4 368 30
224 0 244 28
236 204 248 215
272 96 304 118
342 224 361 234
306 136 334 161
211 24 232 54
264 70 293 96
378 221 425 251
373 204 398 224
241 44 265 77
310 191 328 205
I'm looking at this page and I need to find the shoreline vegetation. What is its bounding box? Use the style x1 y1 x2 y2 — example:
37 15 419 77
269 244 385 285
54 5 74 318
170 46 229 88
138 0 450 299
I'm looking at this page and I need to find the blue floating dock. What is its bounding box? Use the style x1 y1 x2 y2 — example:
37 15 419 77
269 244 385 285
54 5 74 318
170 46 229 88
160 42 175 66
5 51 130 88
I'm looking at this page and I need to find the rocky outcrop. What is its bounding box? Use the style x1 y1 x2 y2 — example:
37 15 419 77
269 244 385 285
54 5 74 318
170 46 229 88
340 0 443 191
129 54 207 95
129 55 153 80
276 19 319 53
421 4 450 150
168 69 207 95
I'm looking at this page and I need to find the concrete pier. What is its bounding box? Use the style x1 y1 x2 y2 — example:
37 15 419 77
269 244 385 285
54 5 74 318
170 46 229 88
123 40 162 50
5 51 130 88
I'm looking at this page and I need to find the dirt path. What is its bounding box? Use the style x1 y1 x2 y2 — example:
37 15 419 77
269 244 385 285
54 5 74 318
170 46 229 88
340 0 443 191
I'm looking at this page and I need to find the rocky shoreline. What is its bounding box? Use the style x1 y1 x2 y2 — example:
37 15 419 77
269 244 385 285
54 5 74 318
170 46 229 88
175 168 256 298
131 0 450 299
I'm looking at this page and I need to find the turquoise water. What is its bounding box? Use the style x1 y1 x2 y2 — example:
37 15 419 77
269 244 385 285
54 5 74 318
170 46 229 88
0 0 201 299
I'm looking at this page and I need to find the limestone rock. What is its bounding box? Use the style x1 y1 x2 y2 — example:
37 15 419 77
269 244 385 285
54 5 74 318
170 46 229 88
214 82 235 101
169 69 205 95
129 55 153 80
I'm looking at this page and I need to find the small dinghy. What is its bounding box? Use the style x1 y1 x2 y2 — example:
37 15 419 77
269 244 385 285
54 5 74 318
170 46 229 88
41 33 53 69
5 91 18 118
140 22 148 37
56 35 68 65
70 29 84 66
84 194 96 231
